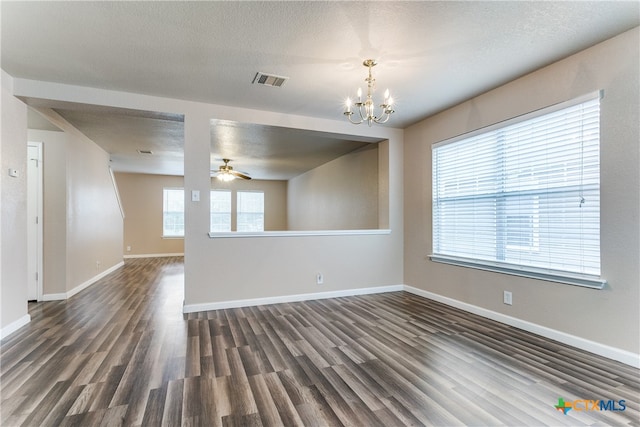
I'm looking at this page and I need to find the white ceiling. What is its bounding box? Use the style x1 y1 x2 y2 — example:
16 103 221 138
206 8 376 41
3 1 638 177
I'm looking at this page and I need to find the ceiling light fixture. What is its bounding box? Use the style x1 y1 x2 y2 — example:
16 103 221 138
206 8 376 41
217 158 236 181
217 170 235 182
213 159 251 181
344 59 395 126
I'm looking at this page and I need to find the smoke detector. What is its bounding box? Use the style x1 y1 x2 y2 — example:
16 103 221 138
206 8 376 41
252 72 288 88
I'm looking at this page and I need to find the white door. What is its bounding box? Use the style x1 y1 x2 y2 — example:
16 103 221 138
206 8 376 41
27 143 43 301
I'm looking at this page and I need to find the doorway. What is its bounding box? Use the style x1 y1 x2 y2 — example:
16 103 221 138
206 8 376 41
27 142 43 301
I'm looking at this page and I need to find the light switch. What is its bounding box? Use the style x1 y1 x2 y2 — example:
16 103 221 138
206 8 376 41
191 190 200 202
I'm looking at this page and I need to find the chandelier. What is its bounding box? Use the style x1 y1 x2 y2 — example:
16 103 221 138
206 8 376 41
344 59 395 126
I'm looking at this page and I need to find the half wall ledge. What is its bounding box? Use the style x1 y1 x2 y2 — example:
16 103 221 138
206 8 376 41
208 229 392 238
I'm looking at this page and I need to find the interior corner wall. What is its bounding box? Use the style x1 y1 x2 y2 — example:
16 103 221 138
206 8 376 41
115 172 185 256
287 144 379 230
7 71 403 322
1 71 29 334
65 128 123 291
403 27 640 355
183 109 403 309
27 129 67 295
27 108 124 297
377 140 390 229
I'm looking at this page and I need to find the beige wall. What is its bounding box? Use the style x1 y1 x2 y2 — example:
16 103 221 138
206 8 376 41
183 112 403 308
211 177 287 231
1 70 29 334
115 173 185 256
9 63 404 326
404 28 640 354
65 128 123 289
288 144 379 230
115 173 287 256
28 129 67 295
26 109 123 297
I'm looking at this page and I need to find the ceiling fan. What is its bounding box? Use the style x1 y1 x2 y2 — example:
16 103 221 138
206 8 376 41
212 158 252 181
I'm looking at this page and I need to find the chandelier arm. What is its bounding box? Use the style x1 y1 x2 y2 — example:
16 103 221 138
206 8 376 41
358 105 368 122
373 113 391 124
344 111 363 125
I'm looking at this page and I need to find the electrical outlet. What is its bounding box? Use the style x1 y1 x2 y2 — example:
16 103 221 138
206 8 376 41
126 245 131 252
503 291 513 305
316 273 324 285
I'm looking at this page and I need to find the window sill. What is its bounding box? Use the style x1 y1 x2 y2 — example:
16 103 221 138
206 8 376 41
162 235 184 239
209 229 391 238
430 254 606 289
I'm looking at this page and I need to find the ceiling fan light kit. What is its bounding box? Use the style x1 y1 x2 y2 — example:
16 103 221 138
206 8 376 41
344 59 395 126
213 158 251 181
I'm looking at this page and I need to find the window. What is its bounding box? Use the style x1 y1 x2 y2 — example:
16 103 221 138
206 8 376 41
210 190 231 232
209 190 265 232
237 191 264 232
163 188 184 237
432 94 604 288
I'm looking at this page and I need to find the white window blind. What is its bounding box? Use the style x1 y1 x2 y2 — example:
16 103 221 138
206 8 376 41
163 188 184 237
210 190 231 232
237 191 264 232
432 94 605 288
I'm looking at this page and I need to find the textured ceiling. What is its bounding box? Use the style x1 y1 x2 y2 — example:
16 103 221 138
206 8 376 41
210 120 377 180
3 1 639 177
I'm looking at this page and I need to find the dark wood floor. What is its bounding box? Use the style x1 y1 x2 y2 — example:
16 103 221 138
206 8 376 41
1 257 638 426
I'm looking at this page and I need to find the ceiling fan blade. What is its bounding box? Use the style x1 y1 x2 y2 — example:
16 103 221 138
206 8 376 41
231 170 252 180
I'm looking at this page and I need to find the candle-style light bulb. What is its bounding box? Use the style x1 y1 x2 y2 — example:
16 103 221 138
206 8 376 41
384 89 390 103
345 97 352 113
357 87 362 101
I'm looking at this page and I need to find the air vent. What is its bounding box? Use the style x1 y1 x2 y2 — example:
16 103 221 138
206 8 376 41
137 149 153 155
252 72 288 88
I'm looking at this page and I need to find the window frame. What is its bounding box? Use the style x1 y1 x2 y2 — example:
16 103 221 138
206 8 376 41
236 190 265 232
430 91 606 289
210 189 232 233
208 189 265 232
162 187 185 238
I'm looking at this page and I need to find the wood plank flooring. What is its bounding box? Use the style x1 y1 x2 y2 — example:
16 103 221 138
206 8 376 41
1 256 638 426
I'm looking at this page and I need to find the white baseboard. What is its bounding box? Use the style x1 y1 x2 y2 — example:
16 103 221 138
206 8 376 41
123 253 184 259
1 314 31 340
183 285 403 313
41 292 67 301
42 261 125 301
403 285 640 369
